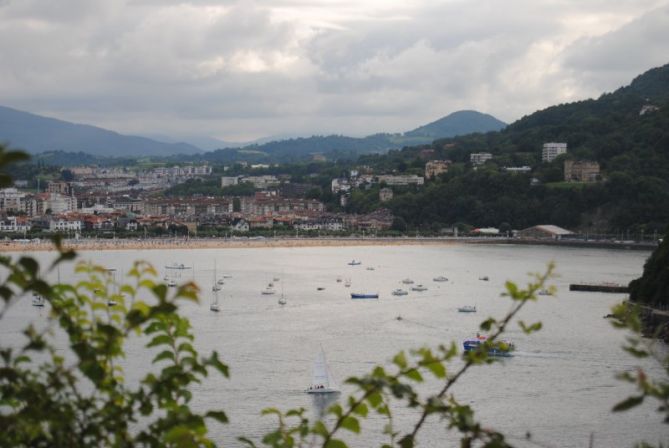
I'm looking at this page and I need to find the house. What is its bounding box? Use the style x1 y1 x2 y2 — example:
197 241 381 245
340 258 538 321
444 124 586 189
518 225 574 240
470 153 492 165
425 160 451 179
564 160 600 182
48 216 82 232
0 216 31 233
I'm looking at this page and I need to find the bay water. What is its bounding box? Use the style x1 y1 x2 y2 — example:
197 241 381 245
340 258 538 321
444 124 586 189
3 243 667 447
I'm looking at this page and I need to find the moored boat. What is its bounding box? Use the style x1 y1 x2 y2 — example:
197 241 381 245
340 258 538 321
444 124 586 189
433 276 448 282
411 284 428 292
458 305 476 313
351 292 379 299
392 288 408 296
463 335 514 357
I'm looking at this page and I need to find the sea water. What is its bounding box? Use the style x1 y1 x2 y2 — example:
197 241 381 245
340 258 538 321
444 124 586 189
2 243 667 447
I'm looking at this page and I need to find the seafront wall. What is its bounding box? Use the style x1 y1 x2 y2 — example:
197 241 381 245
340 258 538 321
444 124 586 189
0 236 658 253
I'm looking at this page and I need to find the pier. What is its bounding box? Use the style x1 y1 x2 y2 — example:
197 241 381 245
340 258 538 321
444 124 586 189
569 283 629 293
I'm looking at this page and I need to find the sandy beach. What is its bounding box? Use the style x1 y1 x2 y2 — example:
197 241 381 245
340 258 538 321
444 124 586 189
0 236 465 253
1 236 656 253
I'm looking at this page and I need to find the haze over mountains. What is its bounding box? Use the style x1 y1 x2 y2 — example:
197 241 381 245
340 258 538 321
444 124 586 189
0 105 505 160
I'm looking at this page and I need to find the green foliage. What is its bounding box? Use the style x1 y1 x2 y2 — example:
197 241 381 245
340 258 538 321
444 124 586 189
628 228 669 306
609 302 669 434
0 255 230 447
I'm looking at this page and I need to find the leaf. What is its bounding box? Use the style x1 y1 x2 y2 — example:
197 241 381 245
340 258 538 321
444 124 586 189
612 395 644 412
205 410 229 423
153 350 175 364
340 416 360 433
147 335 172 348
404 369 423 383
367 391 383 408
324 439 348 448
352 402 369 418
425 361 446 379
398 434 415 448
393 351 408 369
312 421 329 437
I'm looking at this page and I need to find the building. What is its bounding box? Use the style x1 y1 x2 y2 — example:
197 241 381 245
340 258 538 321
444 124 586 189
48 217 82 232
47 181 73 196
470 153 493 166
241 175 280 189
425 160 451 179
0 216 31 233
564 160 600 183
221 176 240 187
503 166 532 174
542 142 567 162
379 188 393 202
0 188 29 213
376 175 424 186
518 224 573 240
331 178 351 194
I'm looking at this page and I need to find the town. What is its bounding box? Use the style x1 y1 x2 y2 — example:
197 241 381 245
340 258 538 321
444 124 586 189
1 142 604 241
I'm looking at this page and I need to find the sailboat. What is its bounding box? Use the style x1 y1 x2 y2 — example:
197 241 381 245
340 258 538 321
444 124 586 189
211 261 221 312
277 276 287 305
212 260 222 292
107 268 118 306
305 348 339 394
210 288 220 312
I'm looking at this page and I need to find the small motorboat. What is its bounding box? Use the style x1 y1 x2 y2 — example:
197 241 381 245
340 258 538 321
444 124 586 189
411 284 428 292
401 278 414 284
458 305 477 313
433 276 448 282
463 335 514 357
392 289 408 296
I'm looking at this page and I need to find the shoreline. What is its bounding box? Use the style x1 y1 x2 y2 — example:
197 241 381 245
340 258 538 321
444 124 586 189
0 236 658 253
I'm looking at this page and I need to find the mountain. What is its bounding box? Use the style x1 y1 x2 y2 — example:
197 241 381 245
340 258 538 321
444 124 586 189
195 110 506 164
0 105 202 157
404 110 506 139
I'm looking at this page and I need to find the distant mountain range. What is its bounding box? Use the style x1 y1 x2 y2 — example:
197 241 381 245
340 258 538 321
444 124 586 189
0 105 505 162
0 105 202 157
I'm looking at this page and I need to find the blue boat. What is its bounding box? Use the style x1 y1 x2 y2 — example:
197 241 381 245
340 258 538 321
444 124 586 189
351 292 379 299
463 336 514 357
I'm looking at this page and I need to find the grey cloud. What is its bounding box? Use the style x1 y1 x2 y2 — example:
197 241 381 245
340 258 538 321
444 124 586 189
0 0 667 141
561 5 669 94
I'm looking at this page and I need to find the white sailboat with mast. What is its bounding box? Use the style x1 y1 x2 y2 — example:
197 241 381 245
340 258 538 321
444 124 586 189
305 348 339 394
210 261 221 312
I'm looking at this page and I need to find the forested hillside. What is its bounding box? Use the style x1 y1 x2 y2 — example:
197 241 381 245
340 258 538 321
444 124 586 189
350 64 669 233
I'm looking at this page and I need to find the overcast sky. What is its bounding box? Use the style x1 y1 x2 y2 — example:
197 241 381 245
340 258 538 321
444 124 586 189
1 0 668 143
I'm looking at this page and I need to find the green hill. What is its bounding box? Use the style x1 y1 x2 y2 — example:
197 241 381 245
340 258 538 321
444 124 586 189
352 63 669 233
405 110 506 139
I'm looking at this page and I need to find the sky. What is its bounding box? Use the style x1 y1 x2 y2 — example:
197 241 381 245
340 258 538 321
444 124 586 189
1 0 668 144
